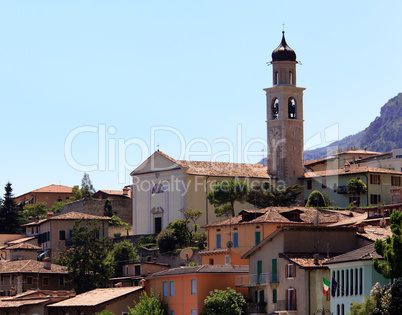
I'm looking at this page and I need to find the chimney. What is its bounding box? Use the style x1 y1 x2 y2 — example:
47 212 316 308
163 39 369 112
123 188 129 196
28 216 34 223
114 282 122 287
357 224 365 233
313 254 319 265
43 257 51 270
46 212 54 219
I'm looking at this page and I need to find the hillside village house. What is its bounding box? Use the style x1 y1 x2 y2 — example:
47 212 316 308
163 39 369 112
0 258 71 296
130 150 271 235
47 287 144 315
146 265 248 315
200 207 366 266
14 185 74 210
302 164 402 207
323 244 390 315
239 226 370 315
22 212 109 262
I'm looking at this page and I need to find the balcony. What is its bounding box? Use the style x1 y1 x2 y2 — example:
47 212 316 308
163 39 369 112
235 272 279 287
275 300 297 312
247 302 267 314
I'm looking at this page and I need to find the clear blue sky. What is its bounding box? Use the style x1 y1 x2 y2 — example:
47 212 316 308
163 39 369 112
1 1 401 196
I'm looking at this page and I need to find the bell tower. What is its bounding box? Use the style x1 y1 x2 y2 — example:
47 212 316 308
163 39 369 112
265 31 305 186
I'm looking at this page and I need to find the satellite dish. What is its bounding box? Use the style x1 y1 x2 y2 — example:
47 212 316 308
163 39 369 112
226 241 233 249
180 248 194 261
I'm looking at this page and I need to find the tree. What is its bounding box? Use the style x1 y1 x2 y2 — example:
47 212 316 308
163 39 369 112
180 207 202 232
200 287 247 315
207 179 249 217
49 200 66 213
22 202 47 221
166 219 191 247
108 215 128 227
247 182 302 208
128 290 168 315
347 178 367 206
157 228 177 253
111 239 139 277
59 219 114 294
0 182 23 234
305 190 327 207
373 211 402 279
350 282 391 315
81 173 96 198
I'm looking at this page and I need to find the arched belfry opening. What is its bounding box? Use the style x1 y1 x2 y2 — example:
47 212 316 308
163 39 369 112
288 97 296 119
272 98 279 119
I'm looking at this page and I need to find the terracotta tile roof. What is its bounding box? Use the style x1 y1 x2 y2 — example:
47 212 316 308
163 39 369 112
0 260 68 274
304 156 334 166
0 297 49 308
203 207 359 228
52 212 110 220
303 164 402 178
280 253 333 268
47 287 143 307
30 184 73 194
148 265 249 278
5 236 36 245
324 243 383 265
199 249 229 256
356 225 392 242
4 243 41 250
157 151 270 178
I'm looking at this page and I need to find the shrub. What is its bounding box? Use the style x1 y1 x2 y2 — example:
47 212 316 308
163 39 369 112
157 228 177 253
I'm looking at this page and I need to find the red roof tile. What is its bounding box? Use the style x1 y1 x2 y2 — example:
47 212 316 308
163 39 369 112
30 184 73 194
303 164 402 178
0 260 67 274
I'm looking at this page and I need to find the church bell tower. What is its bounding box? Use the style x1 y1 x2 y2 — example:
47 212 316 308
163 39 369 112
265 31 305 186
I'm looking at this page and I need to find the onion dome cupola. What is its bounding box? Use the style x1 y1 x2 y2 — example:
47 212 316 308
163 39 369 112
271 31 296 62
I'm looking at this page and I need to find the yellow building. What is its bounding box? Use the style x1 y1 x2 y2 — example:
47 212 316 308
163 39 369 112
130 150 271 235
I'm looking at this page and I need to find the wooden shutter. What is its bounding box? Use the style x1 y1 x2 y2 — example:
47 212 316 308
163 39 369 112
293 264 296 277
293 289 297 310
285 265 288 278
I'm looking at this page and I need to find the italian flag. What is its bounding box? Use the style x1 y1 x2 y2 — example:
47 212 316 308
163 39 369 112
323 277 330 296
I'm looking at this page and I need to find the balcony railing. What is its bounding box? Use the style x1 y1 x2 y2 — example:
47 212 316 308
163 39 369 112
235 272 279 287
275 300 297 312
247 303 267 314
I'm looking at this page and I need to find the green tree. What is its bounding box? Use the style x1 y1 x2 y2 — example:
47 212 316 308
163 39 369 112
247 182 302 208
128 290 168 315
81 173 96 198
49 200 67 213
207 179 249 217
22 202 47 221
180 207 202 232
108 215 128 227
111 239 139 276
200 287 247 315
0 182 23 234
157 228 177 253
347 178 367 206
166 219 191 247
373 211 402 279
305 190 327 207
350 282 391 315
60 219 114 294
72 185 82 200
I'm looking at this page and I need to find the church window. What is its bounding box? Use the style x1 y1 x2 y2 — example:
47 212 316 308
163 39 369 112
288 98 296 119
152 183 165 194
274 71 279 85
272 98 279 120
289 71 293 85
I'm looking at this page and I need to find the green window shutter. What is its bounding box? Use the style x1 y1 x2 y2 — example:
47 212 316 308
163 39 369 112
273 289 277 303
255 231 261 244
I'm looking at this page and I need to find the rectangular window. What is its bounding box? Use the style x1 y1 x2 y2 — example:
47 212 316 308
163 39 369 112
349 196 360 206
169 281 174 296
59 230 66 241
257 260 262 284
225 255 230 265
255 231 261 245
287 288 296 311
273 289 277 303
135 265 141 276
191 279 196 295
43 277 49 286
1 276 4 286
26 276 33 285
191 310 196 315
162 281 168 297
391 176 401 186
59 276 65 286
11 276 15 285
216 234 221 249
233 233 238 248
307 179 312 190
169 311 175 315
287 264 295 278
322 178 327 189
370 174 381 185
370 194 381 205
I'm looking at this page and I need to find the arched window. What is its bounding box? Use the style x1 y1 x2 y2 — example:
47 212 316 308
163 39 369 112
275 71 279 85
288 97 296 119
289 71 293 85
272 98 279 120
